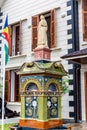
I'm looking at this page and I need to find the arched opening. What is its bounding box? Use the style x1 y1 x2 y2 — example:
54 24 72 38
48 83 57 91
25 83 38 91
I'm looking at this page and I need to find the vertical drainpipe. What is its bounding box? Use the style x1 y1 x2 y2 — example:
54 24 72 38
72 0 81 122
73 64 81 122
76 66 82 121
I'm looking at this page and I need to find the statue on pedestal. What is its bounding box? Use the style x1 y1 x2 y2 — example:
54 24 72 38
37 15 48 48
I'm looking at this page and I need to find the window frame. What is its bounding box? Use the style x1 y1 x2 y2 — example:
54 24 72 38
8 21 22 56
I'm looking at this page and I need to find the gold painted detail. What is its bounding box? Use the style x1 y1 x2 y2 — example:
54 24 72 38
50 108 57 116
54 62 67 74
25 97 32 103
25 108 33 116
54 62 62 68
25 62 34 68
45 78 61 91
51 97 57 103
21 78 41 91
20 91 62 96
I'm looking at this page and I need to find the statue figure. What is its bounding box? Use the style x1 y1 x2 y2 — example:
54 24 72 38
37 15 48 48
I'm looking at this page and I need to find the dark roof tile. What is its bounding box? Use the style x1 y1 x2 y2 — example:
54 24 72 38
61 48 87 58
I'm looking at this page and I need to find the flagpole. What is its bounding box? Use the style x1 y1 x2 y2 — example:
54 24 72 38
2 35 5 130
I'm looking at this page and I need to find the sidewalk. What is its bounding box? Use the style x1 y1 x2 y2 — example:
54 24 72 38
0 117 20 124
63 122 87 130
71 123 87 130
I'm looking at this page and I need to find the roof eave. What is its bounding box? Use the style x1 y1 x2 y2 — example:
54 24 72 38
61 55 87 64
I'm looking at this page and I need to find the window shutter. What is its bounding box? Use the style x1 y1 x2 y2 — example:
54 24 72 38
15 74 20 102
8 25 12 56
5 71 11 101
50 9 56 48
82 0 87 41
32 16 39 50
83 12 87 40
82 0 87 11
19 20 22 54
15 21 22 55
15 26 20 55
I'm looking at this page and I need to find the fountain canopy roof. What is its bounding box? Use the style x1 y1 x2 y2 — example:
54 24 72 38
17 60 67 76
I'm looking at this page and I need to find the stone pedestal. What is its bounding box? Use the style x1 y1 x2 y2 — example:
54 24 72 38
34 47 51 60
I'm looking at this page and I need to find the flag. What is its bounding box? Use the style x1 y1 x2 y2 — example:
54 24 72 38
2 15 9 65
1 15 9 130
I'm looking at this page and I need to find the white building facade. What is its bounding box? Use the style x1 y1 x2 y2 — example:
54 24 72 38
0 0 86 122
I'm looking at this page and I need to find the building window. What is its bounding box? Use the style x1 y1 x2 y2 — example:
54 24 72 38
82 0 87 41
32 9 56 50
8 22 21 56
5 71 20 102
12 24 20 55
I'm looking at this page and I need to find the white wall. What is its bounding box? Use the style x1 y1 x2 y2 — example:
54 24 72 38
81 65 87 121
